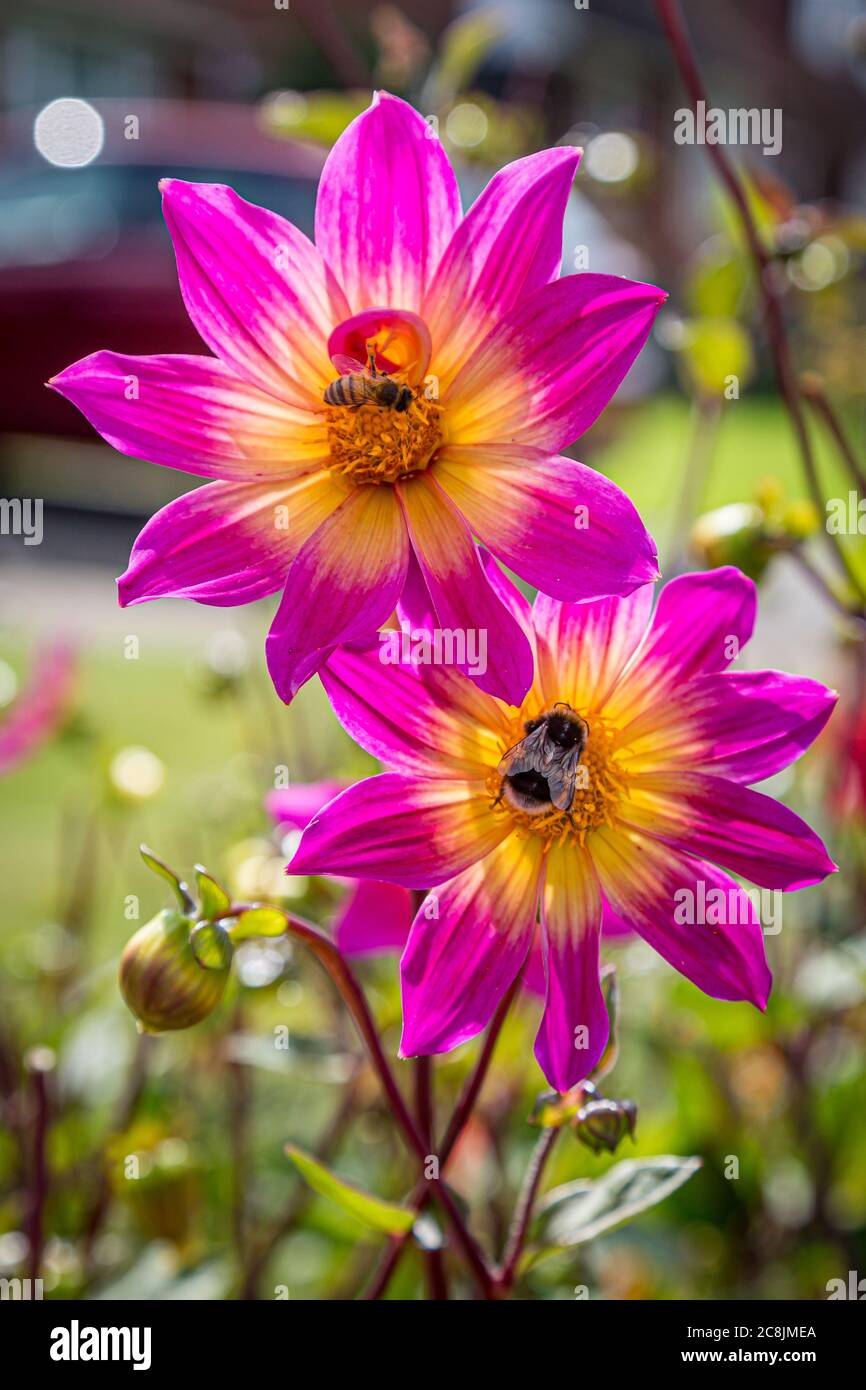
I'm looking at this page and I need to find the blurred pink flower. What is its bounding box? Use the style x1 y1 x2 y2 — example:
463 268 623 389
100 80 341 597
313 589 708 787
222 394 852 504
0 643 76 776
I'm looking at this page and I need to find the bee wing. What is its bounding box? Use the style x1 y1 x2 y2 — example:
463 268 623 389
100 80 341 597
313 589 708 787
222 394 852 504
497 724 548 778
545 747 582 811
330 353 367 375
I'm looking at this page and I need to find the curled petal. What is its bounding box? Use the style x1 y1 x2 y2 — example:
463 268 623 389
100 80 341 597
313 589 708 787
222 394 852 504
400 833 544 1057
315 92 461 314
266 484 409 702
288 773 507 889
424 146 580 388
435 446 658 603
591 825 772 1008
118 471 341 607
160 180 348 405
49 353 327 482
397 474 533 706
446 274 666 452
328 309 432 386
621 770 837 891
535 840 607 1093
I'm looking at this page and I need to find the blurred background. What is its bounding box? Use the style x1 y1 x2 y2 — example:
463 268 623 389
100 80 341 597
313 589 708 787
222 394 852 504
0 0 865 1300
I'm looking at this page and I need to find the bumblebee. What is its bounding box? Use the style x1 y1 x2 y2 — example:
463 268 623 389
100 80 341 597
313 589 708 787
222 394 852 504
324 344 413 412
497 704 589 815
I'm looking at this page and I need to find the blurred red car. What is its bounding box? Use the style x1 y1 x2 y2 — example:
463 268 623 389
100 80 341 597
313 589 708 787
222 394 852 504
0 99 325 439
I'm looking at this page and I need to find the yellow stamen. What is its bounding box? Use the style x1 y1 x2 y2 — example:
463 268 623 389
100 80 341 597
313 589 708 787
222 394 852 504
325 394 444 486
487 707 629 849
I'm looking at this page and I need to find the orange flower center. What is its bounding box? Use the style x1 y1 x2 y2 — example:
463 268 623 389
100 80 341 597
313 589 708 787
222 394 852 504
487 706 628 847
325 393 444 486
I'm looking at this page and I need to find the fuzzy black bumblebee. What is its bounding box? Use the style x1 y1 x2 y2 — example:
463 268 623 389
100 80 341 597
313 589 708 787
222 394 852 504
497 704 589 815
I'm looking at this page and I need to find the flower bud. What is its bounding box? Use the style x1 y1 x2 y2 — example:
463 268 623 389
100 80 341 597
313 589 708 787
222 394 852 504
119 909 231 1032
574 1096 637 1155
691 502 773 581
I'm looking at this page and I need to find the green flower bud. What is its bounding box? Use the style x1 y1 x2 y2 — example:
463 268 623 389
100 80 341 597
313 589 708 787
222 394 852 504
574 1096 637 1155
119 909 231 1033
691 502 774 581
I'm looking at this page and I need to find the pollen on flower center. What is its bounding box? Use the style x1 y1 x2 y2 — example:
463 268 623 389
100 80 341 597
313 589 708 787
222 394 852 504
325 394 444 486
487 709 628 847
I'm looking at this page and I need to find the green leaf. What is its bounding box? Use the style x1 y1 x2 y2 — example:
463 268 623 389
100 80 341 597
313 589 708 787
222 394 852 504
285 1143 415 1235
194 865 231 921
262 89 370 147
189 921 233 972
228 906 288 942
675 316 754 397
424 9 505 106
140 844 195 914
536 1155 702 1248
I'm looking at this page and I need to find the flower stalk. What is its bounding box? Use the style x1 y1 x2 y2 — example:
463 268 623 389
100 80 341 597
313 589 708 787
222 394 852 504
496 1127 560 1293
281 911 497 1297
655 0 866 611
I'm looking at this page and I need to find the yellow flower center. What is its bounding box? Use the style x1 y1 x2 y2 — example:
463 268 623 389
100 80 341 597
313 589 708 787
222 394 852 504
487 706 629 847
325 393 444 486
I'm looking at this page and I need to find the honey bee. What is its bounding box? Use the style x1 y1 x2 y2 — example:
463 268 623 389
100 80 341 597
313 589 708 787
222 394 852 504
324 343 413 412
496 704 589 816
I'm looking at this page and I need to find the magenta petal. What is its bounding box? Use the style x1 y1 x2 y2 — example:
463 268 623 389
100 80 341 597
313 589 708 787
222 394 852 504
396 550 437 633
335 880 413 956
624 770 838 891
437 447 658 603
49 352 323 481
448 273 666 452
639 567 755 679
593 829 772 1008
424 146 580 386
315 92 461 314
266 485 409 702
160 180 348 404
522 936 547 999
400 835 543 1057
321 644 504 779
288 773 507 889
398 475 533 706
267 780 347 829
534 843 607 1092
479 550 534 635
532 582 655 712
118 478 311 607
610 567 757 727
683 670 837 783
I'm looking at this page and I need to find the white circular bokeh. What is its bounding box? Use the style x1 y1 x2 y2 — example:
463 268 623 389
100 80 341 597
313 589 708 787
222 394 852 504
34 98 104 168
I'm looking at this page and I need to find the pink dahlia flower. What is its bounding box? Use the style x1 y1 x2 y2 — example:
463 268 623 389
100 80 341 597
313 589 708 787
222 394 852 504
288 564 837 1093
49 92 663 705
